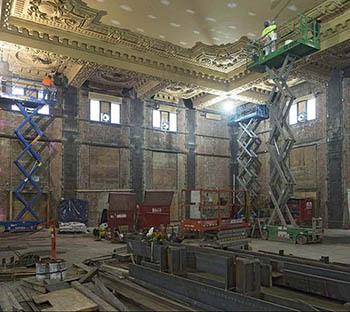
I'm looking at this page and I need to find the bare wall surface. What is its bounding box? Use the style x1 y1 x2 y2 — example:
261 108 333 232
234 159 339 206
0 88 238 226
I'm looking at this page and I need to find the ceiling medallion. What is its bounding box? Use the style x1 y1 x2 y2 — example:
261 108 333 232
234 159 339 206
14 49 62 68
27 0 94 27
163 83 203 99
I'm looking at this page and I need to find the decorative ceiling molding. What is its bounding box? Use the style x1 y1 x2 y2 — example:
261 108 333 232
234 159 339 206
135 80 170 100
9 0 250 73
69 61 100 87
0 0 349 108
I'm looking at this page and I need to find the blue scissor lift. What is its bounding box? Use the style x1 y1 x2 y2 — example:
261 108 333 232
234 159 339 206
0 78 56 231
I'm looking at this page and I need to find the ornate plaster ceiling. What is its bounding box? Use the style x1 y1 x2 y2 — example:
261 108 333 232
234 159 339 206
1 0 350 108
83 0 324 47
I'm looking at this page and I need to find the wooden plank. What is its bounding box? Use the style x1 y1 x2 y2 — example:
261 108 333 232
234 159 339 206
71 281 117 312
79 267 99 284
0 286 12 312
73 263 92 273
33 288 97 312
20 277 47 293
100 264 128 278
8 291 24 312
17 286 40 312
94 277 128 312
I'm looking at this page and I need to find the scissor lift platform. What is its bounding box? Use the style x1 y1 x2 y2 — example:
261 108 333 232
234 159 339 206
0 77 57 231
247 15 320 73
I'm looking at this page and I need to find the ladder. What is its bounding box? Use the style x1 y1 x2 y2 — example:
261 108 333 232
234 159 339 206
266 54 296 227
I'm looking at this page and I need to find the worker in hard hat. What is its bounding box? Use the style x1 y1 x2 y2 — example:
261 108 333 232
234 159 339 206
261 20 277 56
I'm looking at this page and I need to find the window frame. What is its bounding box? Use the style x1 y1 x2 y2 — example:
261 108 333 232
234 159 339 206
89 98 121 125
152 109 177 132
289 97 316 125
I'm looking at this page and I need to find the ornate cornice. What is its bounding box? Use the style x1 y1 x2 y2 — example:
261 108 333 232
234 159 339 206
69 61 100 87
1 0 349 107
9 0 249 74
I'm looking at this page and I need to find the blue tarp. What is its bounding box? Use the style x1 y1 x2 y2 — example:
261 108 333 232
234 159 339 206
59 199 89 224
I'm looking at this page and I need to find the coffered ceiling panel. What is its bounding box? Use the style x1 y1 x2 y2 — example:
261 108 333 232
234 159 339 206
84 0 324 47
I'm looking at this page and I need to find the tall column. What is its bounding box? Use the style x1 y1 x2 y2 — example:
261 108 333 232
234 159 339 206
326 68 344 228
130 95 145 205
185 109 196 189
62 86 79 199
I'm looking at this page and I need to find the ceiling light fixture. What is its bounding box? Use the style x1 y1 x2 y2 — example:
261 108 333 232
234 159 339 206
120 4 132 12
227 2 237 8
186 9 195 14
206 17 216 22
223 100 235 112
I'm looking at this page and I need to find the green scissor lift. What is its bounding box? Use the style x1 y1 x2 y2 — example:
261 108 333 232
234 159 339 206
247 15 323 244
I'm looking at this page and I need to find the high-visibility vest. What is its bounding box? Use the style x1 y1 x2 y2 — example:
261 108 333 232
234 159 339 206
42 77 54 86
262 24 277 38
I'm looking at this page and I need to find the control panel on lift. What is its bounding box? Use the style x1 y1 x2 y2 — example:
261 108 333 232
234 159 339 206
228 102 269 124
0 76 57 109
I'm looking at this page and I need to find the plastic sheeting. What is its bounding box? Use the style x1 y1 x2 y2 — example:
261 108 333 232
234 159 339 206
59 199 89 224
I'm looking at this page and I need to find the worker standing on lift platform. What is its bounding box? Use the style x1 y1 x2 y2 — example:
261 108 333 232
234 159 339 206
261 20 277 56
42 75 54 101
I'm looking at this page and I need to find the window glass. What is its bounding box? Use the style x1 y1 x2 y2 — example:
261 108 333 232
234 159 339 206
307 98 316 121
153 110 161 128
90 99 100 121
38 105 50 115
12 86 24 96
111 103 120 124
161 111 170 130
289 103 297 125
11 104 20 111
169 112 177 132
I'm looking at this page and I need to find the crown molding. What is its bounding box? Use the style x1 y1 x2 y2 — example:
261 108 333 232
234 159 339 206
1 0 349 107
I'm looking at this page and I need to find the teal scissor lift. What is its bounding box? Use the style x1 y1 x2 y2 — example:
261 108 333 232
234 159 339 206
0 78 56 231
245 15 323 244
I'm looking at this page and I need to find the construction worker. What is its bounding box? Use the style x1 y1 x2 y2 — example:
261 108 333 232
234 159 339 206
261 20 277 56
42 75 54 101
315 17 321 39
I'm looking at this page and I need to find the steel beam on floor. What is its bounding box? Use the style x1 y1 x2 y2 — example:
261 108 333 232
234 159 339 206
129 264 295 311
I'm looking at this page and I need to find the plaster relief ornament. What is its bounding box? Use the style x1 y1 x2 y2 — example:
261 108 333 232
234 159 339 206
15 49 62 69
164 83 203 99
27 0 78 26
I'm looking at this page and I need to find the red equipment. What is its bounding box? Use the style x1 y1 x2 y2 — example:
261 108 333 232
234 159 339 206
287 198 314 225
181 189 250 234
136 190 174 231
108 192 136 237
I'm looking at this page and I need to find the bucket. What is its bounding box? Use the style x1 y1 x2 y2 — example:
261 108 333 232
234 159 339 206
36 259 67 281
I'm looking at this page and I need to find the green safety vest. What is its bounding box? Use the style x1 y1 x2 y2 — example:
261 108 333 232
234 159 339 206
262 24 277 38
